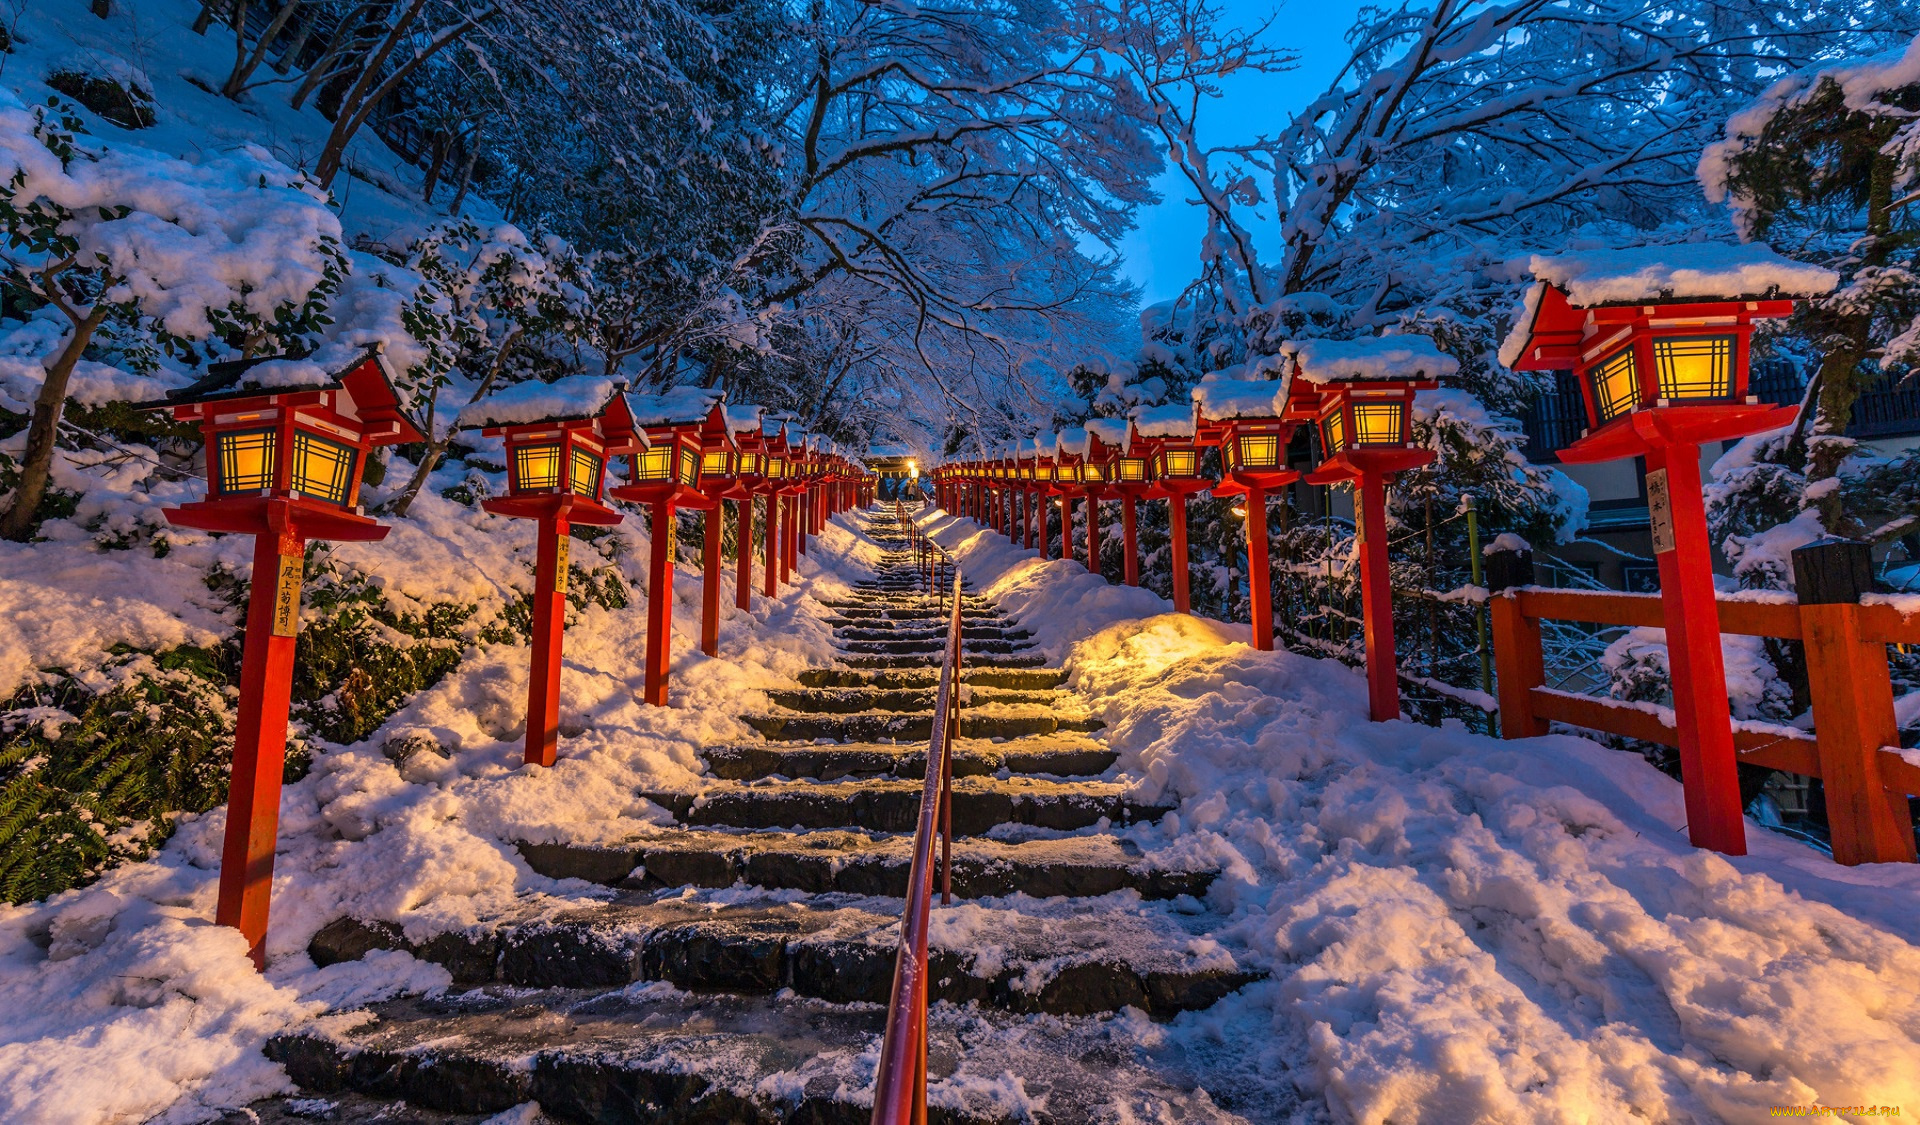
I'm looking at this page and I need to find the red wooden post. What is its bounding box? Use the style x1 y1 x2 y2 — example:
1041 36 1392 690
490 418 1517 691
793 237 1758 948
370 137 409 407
1489 590 1548 739
735 497 754 611
797 489 809 555
220 525 305 968
1121 495 1139 587
1641 444 1745 852
763 487 780 597
700 504 722 656
644 501 677 706
1085 496 1102 575
1037 492 1052 560
782 493 797 583
1244 486 1272 650
525 513 572 764
1168 491 1191 613
1058 493 1073 563
1355 472 1400 721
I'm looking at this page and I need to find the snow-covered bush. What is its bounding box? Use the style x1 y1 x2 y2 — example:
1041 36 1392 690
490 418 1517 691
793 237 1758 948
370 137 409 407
45 58 154 130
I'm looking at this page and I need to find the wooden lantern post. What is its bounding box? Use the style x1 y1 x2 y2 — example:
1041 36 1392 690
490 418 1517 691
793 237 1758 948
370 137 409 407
757 420 792 597
1504 245 1839 856
610 390 717 707
1080 421 1128 580
464 379 631 767
690 404 753 657
1128 404 1208 613
1051 438 1081 564
1017 441 1040 551
1195 379 1300 651
157 347 424 968
722 406 766 613
1285 337 1448 722
1110 423 1154 588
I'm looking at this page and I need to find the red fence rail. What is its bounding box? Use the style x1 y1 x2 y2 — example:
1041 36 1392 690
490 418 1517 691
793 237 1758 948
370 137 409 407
1492 586 1920 865
870 551 962 1124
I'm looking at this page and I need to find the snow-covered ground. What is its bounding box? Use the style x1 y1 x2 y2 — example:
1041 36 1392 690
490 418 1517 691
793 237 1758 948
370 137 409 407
0 509 887 1125
920 508 1920 1124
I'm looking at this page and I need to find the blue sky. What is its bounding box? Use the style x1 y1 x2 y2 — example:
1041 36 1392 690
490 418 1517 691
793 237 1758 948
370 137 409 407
1115 0 1365 305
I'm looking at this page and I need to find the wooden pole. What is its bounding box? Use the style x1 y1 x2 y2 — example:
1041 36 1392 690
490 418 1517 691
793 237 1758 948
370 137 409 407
1356 472 1399 721
643 501 676 706
218 524 306 969
735 496 754 611
1122 494 1139 587
763 489 780 597
524 513 570 765
701 503 721 657
1085 496 1102 576
1645 443 1745 855
1058 493 1073 563
1245 485 1272 650
1169 492 1191 613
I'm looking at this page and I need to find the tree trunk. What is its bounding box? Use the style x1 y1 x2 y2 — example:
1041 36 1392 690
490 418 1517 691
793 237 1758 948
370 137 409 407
421 131 448 202
447 130 480 213
192 0 224 34
273 6 316 73
225 0 305 99
387 328 520 518
290 3 376 111
2 308 111 542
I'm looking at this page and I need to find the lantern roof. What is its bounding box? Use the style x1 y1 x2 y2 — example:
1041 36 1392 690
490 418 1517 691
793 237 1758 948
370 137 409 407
165 345 424 442
1084 417 1130 454
1056 426 1090 458
1129 402 1197 439
1030 431 1059 459
628 385 725 428
1281 336 1458 387
1191 376 1286 421
722 403 765 436
454 374 625 431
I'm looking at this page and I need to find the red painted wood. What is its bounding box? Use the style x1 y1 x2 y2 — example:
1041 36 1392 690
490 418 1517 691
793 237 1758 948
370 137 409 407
735 497 754 611
1121 495 1139 587
218 527 304 969
1490 593 1549 739
1646 443 1746 855
644 501 676 707
1799 603 1916 863
1245 485 1272 650
1168 492 1190 614
1085 496 1102 576
525 514 570 765
1356 473 1399 721
1058 494 1072 563
763 489 780 597
701 505 722 656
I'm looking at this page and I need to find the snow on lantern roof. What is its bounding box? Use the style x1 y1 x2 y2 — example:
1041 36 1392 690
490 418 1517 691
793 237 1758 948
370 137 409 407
1085 417 1131 452
1057 426 1090 457
627 384 724 428
1282 336 1458 386
1031 432 1058 458
455 375 623 430
1191 377 1286 420
171 344 401 405
723 403 764 434
1519 243 1838 308
1129 402 1198 439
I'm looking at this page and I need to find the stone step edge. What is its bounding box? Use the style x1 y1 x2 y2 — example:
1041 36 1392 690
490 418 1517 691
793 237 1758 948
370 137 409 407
640 785 1170 836
701 741 1116 781
305 915 1259 1020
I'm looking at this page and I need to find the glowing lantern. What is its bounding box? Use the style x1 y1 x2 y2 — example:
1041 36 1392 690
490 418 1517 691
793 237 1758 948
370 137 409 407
1129 403 1209 613
1194 378 1299 651
157 346 424 968
1503 244 1840 856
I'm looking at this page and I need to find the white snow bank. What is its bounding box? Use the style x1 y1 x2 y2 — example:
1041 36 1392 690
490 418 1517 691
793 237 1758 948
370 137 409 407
1520 243 1839 307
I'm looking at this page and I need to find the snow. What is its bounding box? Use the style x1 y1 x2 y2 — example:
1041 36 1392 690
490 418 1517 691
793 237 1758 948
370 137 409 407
1084 417 1131 452
723 403 766 435
1129 403 1197 439
1191 377 1285 420
923 505 1920 1123
1055 426 1090 457
1282 335 1460 384
1486 532 1532 555
453 375 623 429
1518 243 1840 307
628 385 724 427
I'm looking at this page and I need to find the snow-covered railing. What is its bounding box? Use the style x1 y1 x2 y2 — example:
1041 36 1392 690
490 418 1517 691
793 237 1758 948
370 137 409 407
1491 583 1920 866
870 563 965 1125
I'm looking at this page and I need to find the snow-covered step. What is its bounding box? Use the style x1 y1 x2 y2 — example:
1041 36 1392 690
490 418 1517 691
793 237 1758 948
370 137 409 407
263 983 1251 1124
831 623 1032 643
761 684 1062 713
796 666 1066 691
513 828 1212 900
703 733 1115 780
843 651 1049 670
741 702 1097 743
306 896 1256 1016
639 776 1165 834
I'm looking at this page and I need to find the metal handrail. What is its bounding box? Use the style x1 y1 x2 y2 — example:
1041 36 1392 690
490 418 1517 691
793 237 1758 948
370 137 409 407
870 562 963 1125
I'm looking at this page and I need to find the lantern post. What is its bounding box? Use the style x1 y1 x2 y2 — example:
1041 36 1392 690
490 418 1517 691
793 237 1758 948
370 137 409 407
610 388 719 707
1109 424 1153 588
758 419 791 597
723 406 766 612
1016 441 1039 551
1195 379 1300 651
1052 437 1081 564
1079 421 1127 579
157 347 424 968
463 378 631 766
1128 404 1207 613
1285 337 1449 722
1504 245 1841 856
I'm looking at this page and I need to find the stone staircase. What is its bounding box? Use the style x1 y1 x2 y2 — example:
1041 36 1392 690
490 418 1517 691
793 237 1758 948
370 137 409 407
261 508 1259 1124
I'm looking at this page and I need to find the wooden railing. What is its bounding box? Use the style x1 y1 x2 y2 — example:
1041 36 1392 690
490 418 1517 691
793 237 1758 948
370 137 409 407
870 563 963 1125
1491 585 1920 865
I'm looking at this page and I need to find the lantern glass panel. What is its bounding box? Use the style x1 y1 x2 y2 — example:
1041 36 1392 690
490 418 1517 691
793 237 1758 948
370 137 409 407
1083 461 1104 483
291 431 357 504
569 447 603 497
738 451 761 476
1234 433 1281 471
1654 335 1736 401
1117 457 1147 483
1352 403 1403 446
634 445 674 481
702 450 732 476
1321 410 1346 454
216 428 278 495
1589 346 1639 423
676 446 700 486
1159 448 1198 477
514 441 565 492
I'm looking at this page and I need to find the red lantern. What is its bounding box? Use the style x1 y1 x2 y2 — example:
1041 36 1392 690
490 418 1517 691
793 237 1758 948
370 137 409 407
158 346 424 968
465 377 630 768
1285 337 1449 721
610 387 724 707
1194 378 1298 650
1128 403 1207 613
1503 244 1840 856
721 404 767 614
